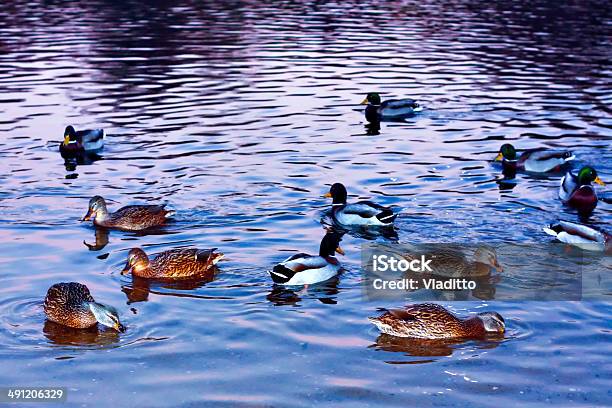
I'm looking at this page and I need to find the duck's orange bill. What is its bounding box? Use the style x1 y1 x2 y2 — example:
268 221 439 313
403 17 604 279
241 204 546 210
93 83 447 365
63 135 70 146
120 263 131 275
336 246 345 255
360 97 369 105
495 152 503 161
594 176 605 186
81 209 94 221
323 192 332 198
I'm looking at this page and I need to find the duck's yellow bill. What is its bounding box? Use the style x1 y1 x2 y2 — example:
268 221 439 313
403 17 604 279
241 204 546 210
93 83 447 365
495 152 503 161
594 176 605 186
323 192 332 198
360 97 369 105
63 135 70 146
336 246 345 255
120 263 131 275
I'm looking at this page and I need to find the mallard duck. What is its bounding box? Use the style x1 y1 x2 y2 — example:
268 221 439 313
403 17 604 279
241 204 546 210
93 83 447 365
543 220 610 252
495 143 574 173
559 166 605 214
82 196 174 231
397 246 502 277
59 125 105 156
360 92 422 122
368 303 505 339
270 232 344 285
44 282 124 331
121 247 224 279
324 183 397 227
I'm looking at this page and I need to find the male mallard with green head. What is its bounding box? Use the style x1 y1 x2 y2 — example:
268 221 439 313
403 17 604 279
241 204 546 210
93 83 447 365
495 143 574 173
82 195 174 231
59 125 105 156
543 220 610 252
368 303 505 339
270 231 344 285
559 166 605 214
44 282 125 331
121 247 224 279
360 92 422 122
324 183 397 227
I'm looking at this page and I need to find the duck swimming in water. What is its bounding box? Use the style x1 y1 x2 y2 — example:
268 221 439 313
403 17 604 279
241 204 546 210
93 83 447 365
360 92 422 122
121 247 224 279
368 303 505 339
59 125 105 156
495 143 574 174
324 183 397 227
543 220 610 252
44 282 124 331
270 231 344 285
82 196 174 231
559 166 605 214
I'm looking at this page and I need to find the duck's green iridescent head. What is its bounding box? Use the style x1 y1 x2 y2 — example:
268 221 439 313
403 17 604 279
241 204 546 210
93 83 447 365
324 182 348 205
360 92 381 106
88 302 125 332
63 125 76 146
577 166 605 186
496 143 516 161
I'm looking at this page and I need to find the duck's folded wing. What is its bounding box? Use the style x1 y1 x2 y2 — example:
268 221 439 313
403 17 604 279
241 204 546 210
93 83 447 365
381 99 418 109
545 221 605 243
76 129 105 150
280 254 328 271
343 202 385 218
559 173 577 200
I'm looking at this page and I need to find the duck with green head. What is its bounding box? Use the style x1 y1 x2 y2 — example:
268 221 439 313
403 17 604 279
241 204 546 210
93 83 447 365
324 183 398 227
44 282 125 331
59 125 105 157
495 143 574 173
559 166 605 214
360 92 422 122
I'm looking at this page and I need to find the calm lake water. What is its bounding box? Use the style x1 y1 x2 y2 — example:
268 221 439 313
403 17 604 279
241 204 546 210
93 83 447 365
0 0 611 407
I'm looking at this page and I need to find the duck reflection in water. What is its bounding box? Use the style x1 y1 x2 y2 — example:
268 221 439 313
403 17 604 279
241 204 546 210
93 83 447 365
370 333 503 359
43 320 120 347
83 225 175 252
267 276 340 306
121 274 217 304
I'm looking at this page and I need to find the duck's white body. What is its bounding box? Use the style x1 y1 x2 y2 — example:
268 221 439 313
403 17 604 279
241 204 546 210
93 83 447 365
270 253 341 285
543 221 610 252
332 202 397 227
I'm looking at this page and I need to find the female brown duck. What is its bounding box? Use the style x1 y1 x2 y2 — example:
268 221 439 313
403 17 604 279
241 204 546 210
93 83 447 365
44 282 125 331
368 303 505 339
82 195 174 231
121 247 224 279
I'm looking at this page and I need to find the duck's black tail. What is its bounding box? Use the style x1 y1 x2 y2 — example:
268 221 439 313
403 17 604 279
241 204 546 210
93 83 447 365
376 209 398 224
270 265 296 284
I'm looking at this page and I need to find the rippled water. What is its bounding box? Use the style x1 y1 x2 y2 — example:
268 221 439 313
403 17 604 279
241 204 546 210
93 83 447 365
0 1 610 407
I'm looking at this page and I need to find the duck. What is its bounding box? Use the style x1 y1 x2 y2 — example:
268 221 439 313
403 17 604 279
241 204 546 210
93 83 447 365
59 125 105 156
543 220 610 252
495 143 574 173
82 195 174 231
44 282 125 331
559 166 605 214
121 247 224 279
394 245 502 277
324 183 398 227
270 231 344 285
360 92 422 122
368 303 505 339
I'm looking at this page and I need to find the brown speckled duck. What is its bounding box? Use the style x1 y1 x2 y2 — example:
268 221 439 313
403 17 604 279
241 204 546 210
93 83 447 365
82 195 174 231
368 303 504 339
44 282 125 331
121 247 224 279
399 246 502 277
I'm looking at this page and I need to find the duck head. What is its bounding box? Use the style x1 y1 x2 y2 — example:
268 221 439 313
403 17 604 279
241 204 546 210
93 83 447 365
63 125 77 146
577 166 605 186
324 183 348 205
87 302 125 332
82 195 108 221
360 92 381 106
319 232 345 258
121 248 150 275
474 246 503 272
476 311 505 335
495 143 516 161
